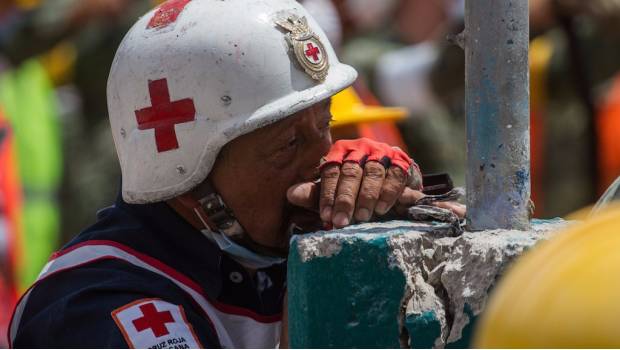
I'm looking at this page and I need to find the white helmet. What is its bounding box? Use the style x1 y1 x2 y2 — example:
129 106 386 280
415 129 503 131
108 0 357 204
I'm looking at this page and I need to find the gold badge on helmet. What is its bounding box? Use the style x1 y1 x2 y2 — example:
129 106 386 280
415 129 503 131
276 14 329 82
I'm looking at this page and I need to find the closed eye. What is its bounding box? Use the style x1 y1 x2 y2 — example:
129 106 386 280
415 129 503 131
319 117 332 130
287 136 299 147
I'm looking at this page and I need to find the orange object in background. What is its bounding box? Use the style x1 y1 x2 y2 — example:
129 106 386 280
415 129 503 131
330 82 409 152
598 74 620 194
529 37 554 216
0 109 22 348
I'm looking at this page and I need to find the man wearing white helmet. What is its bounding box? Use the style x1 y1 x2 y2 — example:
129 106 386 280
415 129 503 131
8 0 462 348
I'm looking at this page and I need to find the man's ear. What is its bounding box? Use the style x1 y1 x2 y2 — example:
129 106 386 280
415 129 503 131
286 181 320 212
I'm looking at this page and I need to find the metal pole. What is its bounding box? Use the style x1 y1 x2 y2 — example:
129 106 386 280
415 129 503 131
465 0 531 230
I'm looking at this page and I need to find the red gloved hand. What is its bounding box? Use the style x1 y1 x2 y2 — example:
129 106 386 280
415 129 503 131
319 138 419 181
317 138 422 228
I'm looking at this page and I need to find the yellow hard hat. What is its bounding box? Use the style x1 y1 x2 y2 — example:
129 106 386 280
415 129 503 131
330 87 408 128
474 206 620 348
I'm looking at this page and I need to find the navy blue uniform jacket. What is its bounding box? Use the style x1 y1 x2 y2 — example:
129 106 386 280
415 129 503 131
8 197 286 348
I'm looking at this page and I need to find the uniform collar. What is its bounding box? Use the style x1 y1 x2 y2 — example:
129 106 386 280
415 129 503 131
114 194 287 315
115 195 225 295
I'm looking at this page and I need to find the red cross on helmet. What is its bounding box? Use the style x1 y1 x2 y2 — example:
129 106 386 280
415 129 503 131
108 0 357 203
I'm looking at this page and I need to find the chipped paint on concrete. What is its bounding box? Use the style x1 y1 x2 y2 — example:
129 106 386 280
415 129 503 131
289 219 571 348
388 233 450 348
295 221 459 263
406 311 443 349
295 234 344 262
433 219 566 345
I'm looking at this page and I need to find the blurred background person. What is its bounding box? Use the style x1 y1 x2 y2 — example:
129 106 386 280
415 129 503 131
302 0 413 157
339 0 468 189
0 106 20 349
0 0 153 243
336 0 620 218
0 0 158 292
0 2 155 342
526 0 620 216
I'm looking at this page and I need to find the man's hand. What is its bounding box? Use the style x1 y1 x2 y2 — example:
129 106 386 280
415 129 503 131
319 139 419 228
288 138 422 228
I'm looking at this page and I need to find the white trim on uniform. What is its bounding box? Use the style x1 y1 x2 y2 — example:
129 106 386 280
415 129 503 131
9 240 281 348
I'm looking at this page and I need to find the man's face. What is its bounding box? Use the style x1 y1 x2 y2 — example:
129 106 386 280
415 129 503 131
209 100 333 250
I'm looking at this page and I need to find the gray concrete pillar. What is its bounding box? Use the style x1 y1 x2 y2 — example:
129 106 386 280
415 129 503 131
465 0 531 230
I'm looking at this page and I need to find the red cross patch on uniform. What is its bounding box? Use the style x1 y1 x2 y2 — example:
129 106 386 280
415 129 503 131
111 298 202 349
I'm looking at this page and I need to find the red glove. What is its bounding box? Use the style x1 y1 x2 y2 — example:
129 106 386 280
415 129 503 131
320 138 419 179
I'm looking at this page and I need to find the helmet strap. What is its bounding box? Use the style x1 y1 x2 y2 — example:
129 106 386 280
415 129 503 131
178 181 289 259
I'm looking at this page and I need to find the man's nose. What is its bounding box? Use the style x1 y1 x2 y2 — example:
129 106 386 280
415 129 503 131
303 116 332 154
297 117 332 179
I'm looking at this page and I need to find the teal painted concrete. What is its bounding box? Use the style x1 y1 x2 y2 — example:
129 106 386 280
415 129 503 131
288 234 405 348
288 220 566 348
445 305 477 349
406 311 442 349
405 305 478 349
